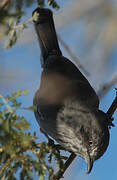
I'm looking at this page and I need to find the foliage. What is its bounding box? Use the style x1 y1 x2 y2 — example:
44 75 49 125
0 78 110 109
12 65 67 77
0 90 65 180
0 1 66 179
0 0 59 48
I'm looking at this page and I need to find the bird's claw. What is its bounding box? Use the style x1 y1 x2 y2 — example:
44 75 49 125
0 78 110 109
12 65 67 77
106 115 115 129
48 139 65 152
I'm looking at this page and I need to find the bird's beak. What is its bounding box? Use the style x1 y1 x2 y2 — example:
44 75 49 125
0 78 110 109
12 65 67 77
86 154 93 174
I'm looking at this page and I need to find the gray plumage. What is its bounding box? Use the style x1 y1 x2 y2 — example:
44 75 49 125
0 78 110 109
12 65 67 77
32 7 110 173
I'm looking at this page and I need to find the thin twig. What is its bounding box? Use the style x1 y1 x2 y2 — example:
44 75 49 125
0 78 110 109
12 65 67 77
0 0 9 9
51 153 76 180
107 95 117 117
58 36 89 76
12 17 33 30
98 73 117 99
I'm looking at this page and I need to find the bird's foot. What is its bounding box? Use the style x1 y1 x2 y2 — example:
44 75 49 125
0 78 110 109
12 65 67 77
48 138 55 147
106 114 115 129
48 139 65 152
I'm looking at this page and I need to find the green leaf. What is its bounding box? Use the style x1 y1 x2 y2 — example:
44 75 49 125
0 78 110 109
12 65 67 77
22 90 28 95
32 11 39 21
39 174 45 180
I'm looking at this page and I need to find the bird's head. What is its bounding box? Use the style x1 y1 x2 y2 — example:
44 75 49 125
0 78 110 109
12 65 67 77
83 111 110 173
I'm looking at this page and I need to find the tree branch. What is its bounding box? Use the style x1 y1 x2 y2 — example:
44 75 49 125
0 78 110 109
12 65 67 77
0 0 9 9
107 94 117 117
98 73 117 99
51 153 76 180
58 36 89 76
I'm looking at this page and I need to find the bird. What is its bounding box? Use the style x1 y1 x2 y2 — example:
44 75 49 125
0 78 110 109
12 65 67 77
32 7 110 173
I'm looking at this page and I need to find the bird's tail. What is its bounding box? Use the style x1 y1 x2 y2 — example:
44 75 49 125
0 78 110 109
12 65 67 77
32 7 62 65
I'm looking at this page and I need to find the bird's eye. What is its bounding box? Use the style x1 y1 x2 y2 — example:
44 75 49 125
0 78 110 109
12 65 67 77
89 141 93 145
